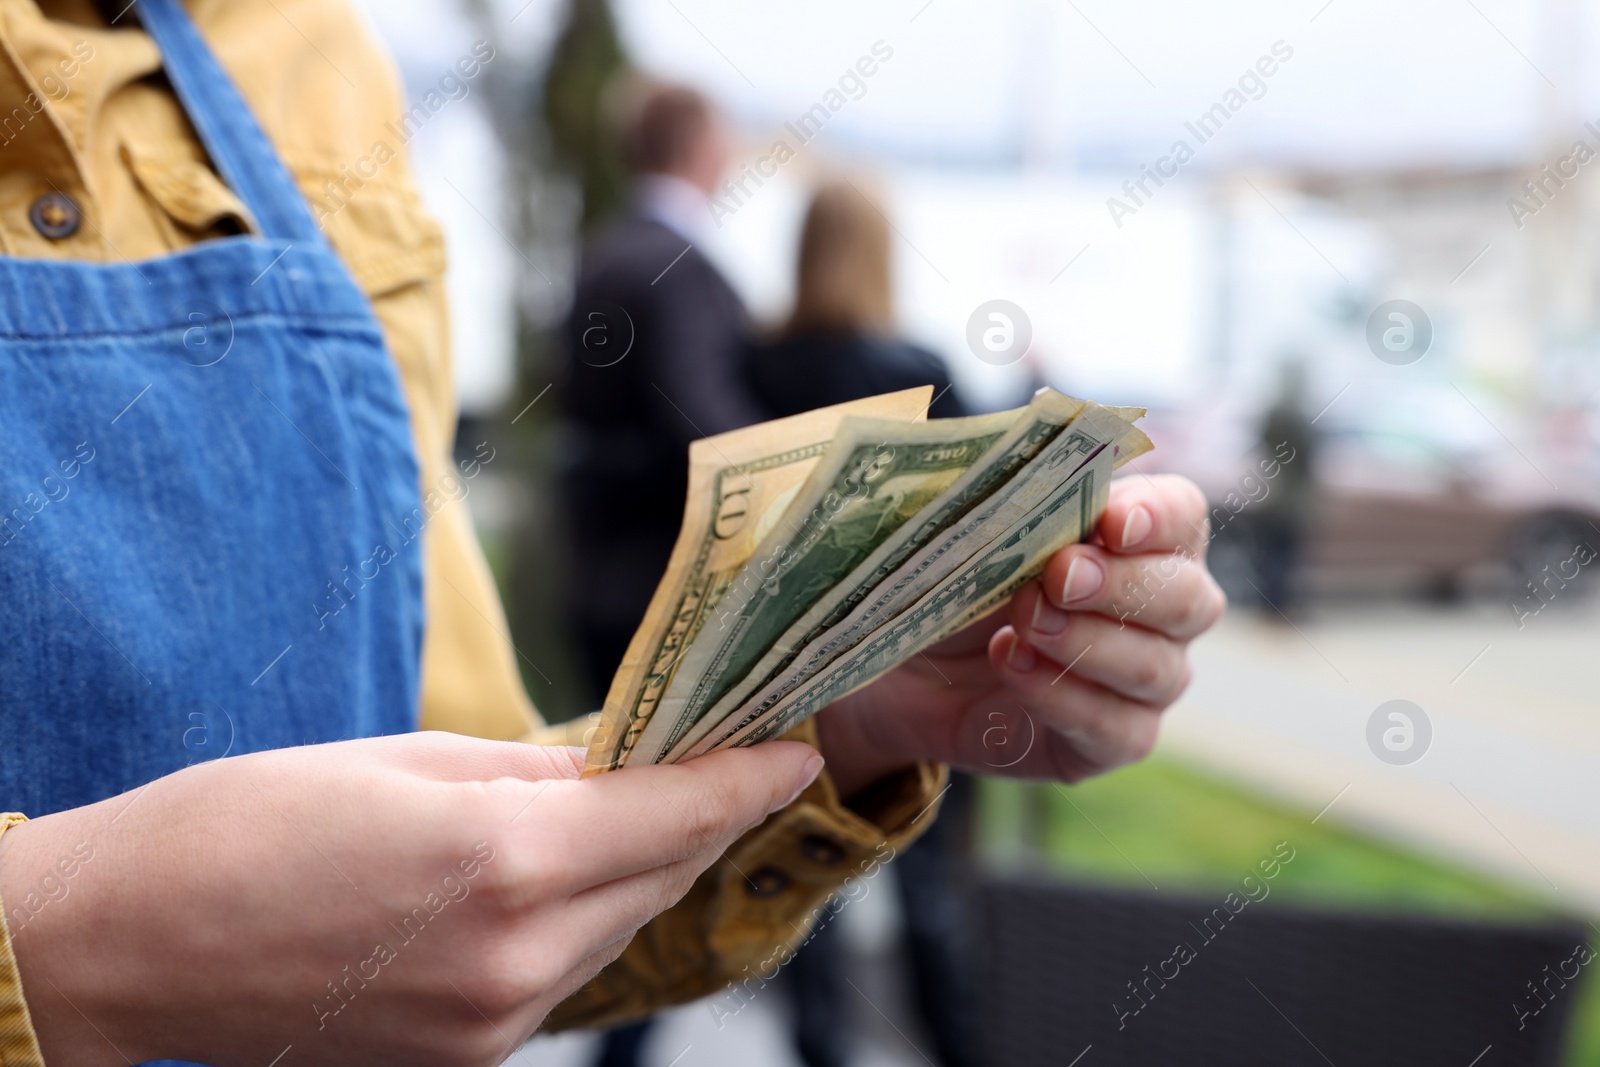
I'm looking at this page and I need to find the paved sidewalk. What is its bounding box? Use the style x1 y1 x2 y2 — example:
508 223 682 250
1161 598 1600 912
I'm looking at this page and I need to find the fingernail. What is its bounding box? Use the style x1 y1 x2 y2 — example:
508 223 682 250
1031 590 1069 635
1061 557 1104 605
1122 505 1153 549
1006 633 1038 673
785 754 825 807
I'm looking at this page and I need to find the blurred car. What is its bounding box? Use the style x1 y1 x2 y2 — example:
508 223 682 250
1140 382 1600 604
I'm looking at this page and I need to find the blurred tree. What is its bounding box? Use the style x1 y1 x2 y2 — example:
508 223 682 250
540 0 628 230
455 0 631 721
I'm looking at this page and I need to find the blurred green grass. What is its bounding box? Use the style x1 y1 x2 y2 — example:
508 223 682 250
978 757 1600 1064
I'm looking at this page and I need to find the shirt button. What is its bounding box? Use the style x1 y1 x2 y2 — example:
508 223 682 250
30 192 81 240
745 867 791 898
800 835 845 866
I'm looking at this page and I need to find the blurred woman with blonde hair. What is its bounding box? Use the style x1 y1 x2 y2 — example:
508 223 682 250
746 179 965 419
748 179 975 1067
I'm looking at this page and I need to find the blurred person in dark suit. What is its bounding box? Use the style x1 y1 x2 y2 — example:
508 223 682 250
1256 358 1319 616
748 179 977 1067
557 82 769 1067
558 83 767 709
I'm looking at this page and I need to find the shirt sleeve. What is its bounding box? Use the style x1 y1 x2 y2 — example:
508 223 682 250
539 720 948 1032
0 814 45 1067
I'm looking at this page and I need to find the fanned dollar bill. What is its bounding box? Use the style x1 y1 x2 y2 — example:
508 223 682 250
653 389 1088 762
700 443 1118 754
580 387 933 776
672 404 1146 760
628 407 1022 766
581 385 1153 775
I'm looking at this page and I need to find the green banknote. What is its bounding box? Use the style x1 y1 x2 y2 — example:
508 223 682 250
581 387 933 775
672 402 1142 761
704 443 1115 753
627 407 1020 765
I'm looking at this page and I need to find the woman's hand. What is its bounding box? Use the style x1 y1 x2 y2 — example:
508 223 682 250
817 474 1224 794
0 732 821 1067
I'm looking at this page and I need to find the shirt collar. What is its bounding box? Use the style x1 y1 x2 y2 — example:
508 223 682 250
633 173 710 243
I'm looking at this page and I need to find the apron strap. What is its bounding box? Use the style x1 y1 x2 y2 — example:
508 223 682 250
132 0 323 243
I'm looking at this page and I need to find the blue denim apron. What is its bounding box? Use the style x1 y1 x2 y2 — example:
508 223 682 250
0 0 422 837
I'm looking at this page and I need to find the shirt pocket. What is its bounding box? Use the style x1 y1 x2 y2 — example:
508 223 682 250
121 138 255 236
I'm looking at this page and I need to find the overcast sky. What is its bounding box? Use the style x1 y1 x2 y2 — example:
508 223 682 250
355 0 1600 412
608 0 1598 169
362 0 1600 171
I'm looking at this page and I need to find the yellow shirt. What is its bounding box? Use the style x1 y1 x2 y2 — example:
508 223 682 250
0 0 944 1061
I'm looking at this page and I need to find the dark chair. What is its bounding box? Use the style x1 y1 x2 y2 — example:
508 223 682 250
979 877 1586 1067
